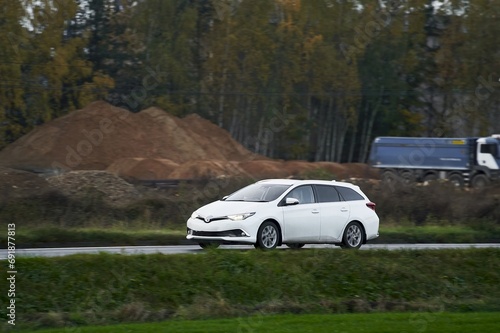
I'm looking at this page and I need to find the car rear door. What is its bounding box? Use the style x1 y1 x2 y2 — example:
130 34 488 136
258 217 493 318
314 185 350 242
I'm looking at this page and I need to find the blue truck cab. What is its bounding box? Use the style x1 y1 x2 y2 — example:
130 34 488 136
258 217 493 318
369 135 500 188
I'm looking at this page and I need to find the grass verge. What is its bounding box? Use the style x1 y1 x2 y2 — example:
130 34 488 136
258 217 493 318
25 312 500 333
3 224 499 249
374 225 500 244
0 227 189 248
1 248 499 331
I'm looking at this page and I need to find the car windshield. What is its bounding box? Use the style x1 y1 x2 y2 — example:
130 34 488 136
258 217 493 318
225 184 291 202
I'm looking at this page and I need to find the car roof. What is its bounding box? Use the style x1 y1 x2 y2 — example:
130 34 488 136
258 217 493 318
256 178 360 189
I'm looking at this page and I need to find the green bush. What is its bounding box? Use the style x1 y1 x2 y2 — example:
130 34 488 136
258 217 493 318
359 180 500 228
1 178 498 230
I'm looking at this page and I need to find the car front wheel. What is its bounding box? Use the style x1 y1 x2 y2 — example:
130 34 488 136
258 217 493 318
255 221 280 250
341 222 364 249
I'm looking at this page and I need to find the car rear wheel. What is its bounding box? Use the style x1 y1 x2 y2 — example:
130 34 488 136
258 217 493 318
341 222 364 249
255 221 280 250
199 242 220 249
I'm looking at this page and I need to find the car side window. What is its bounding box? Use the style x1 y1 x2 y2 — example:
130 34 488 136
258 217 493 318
286 185 315 204
315 185 341 202
335 186 364 201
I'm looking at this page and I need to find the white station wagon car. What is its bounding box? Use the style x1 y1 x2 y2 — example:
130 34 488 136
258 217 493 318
186 179 379 249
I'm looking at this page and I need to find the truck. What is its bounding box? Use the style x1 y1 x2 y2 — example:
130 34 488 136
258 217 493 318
368 135 500 188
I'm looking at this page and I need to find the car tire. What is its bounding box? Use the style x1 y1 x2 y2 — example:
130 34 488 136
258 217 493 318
255 221 280 250
286 243 305 249
341 222 364 249
199 242 220 249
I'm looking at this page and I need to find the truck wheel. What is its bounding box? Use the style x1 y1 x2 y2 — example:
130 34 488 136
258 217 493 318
423 173 438 183
400 170 415 184
471 174 490 189
381 170 399 184
447 174 464 187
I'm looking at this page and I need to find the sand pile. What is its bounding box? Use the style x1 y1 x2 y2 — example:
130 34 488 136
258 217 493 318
0 101 257 173
0 101 379 181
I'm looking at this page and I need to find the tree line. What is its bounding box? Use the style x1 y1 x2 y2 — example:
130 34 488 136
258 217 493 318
1 0 499 162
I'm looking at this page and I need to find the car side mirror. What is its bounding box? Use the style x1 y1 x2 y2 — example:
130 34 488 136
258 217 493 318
285 197 299 205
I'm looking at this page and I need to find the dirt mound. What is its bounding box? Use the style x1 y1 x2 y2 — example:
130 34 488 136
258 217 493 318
236 160 379 180
314 162 349 178
182 114 255 161
0 167 52 201
46 170 141 206
283 160 320 175
107 158 180 180
237 160 288 179
0 101 256 172
168 160 250 179
0 101 379 182
342 163 379 179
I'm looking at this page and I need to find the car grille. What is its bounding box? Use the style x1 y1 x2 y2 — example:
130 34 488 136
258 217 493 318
196 216 227 223
192 229 248 237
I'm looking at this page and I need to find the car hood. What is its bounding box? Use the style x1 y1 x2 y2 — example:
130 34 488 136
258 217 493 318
194 200 272 218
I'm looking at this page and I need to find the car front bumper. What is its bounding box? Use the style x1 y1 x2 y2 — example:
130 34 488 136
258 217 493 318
186 217 257 244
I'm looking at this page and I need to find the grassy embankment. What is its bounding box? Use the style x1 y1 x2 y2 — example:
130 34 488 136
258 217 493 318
0 176 499 247
25 312 500 333
1 248 499 331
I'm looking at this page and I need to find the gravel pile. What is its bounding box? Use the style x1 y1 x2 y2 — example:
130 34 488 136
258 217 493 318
47 170 142 206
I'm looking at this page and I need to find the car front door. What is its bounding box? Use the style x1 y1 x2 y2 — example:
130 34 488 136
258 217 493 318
314 185 350 242
282 185 321 243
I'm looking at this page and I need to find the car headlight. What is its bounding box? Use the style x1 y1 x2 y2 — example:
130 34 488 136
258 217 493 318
227 212 255 221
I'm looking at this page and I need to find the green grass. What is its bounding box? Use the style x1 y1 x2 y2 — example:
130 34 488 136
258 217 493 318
3 224 499 249
2 249 499 330
0 226 188 248
375 225 500 243
21 312 500 333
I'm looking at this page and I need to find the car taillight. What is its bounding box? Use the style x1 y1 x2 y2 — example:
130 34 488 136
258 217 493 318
366 202 376 211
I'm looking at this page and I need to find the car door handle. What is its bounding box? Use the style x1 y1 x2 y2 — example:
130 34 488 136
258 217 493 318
311 209 320 214
340 208 348 212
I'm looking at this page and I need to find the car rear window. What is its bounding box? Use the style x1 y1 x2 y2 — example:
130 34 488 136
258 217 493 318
335 186 364 201
315 185 341 202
